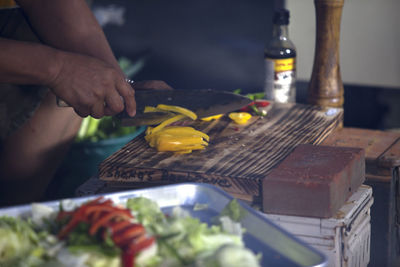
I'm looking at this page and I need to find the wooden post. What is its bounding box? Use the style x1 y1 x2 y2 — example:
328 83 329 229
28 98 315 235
308 0 344 108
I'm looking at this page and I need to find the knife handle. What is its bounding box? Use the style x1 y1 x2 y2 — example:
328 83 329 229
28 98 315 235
56 79 135 107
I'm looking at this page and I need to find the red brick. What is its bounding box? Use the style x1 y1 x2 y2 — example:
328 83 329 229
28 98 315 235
262 144 365 218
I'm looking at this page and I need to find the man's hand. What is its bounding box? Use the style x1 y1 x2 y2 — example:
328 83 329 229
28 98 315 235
49 51 136 118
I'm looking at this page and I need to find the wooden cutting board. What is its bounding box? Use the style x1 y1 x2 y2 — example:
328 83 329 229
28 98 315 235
99 103 343 203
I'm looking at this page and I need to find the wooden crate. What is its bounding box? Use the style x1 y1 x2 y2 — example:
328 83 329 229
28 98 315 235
265 185 373 267
322 127 400 267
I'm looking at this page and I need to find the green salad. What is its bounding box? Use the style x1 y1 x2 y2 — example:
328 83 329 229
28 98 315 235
0 197 261 267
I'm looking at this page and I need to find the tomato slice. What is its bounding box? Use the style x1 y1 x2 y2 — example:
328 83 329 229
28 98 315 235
113 224 145 247
89 210 132 235
56 196 155 267
122 251 135 267
110 220 132 234
127 236 155 254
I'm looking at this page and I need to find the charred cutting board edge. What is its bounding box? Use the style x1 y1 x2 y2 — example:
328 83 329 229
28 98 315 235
99 165 261 203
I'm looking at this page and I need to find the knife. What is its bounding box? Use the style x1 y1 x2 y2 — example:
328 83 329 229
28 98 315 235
57 81 252 126
118 88 252 126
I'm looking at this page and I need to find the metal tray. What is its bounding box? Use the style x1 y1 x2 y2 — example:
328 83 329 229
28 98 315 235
0 183 327 267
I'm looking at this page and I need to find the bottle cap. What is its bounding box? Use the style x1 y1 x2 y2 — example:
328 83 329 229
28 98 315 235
273 8 290 25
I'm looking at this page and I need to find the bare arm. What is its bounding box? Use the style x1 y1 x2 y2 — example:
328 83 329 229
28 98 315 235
0 0 136 118
16 0 121 73
0 37 134 118
0 38 59 85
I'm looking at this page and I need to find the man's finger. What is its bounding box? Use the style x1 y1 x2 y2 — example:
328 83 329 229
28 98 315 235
104 106 114 117
74 106 90 118
90 102 105 119
104 90 124 115
116 78 136 117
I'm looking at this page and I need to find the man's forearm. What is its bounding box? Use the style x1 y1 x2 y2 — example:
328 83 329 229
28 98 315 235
0 38 60 85
16 0 122 73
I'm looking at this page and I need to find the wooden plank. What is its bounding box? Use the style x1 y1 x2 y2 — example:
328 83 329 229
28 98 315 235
322 127 399 161
379 138 400 169
322 127 400 176
98 103 343 201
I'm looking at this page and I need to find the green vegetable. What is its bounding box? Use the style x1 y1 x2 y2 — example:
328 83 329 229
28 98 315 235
233 89 265 101
85 254 120 267
195 244 261 267
219 199 247 222
126 197 166 229
118 56 146 79
0 216 46 266
245 92 265 101
75 116 137 143
76 116 91 141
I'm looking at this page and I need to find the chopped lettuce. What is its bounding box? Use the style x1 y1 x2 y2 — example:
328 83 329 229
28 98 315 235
218 199 247 222
127 198 258 267
195 244 261 267
126 197 166 229
0 216 46 266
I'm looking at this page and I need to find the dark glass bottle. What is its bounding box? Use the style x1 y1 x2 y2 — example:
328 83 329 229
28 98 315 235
264 8 297 103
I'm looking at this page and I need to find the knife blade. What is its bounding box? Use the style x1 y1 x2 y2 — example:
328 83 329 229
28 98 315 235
118 89 252 126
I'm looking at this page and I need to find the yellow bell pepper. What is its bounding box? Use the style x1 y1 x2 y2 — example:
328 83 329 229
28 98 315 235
147 131 207 147
146 127 208 153
154 126 210 141
144 106 165 113
143 105 210 154
147 114 186 135
155 104 197 120
200 114 224 121
228 112 252 125
156 136 207 151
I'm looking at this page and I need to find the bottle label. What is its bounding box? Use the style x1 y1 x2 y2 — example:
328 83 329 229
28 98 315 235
264 57 296 103
274 58 295 72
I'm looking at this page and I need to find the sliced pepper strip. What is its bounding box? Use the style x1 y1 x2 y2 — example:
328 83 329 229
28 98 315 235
146 126 209 144
143 105 210 154
155 104 197 120
200 114 223 121
147 114 186 135
156 136 207 147
144 106 164 113
154 126 209 140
